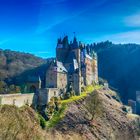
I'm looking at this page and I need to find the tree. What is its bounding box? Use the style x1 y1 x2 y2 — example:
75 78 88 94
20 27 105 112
0 81 7 94
84 91 103 120
15 86 21 93
9 85 15 94
48 97 61 116
9 85 21 94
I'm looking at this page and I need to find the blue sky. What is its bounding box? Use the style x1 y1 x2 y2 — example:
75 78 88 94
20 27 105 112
0 0 140 57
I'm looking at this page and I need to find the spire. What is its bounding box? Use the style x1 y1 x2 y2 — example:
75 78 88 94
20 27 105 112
57 38 62 44
72 32 78 48
57 38 63 48
62 35 69 48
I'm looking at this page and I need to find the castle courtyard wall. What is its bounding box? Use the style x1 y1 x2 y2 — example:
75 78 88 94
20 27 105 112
0 93 34 107
0 88 60 108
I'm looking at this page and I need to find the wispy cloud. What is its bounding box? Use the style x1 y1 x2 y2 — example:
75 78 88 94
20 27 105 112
0 39 9 45
103 30 140 44
124 12 140 27
36 0 110 34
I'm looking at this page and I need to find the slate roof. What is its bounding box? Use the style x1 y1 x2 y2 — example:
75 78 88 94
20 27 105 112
92 51 97 59
56 61 67 73
85 54 92 60
27 76 41 83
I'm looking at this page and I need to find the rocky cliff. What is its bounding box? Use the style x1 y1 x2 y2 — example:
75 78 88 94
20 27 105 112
0 88 140 140
48 89 140 140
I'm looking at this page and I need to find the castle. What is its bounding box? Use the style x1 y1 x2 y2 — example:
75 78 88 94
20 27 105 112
28 36 98 95
0 36 98 107
26 36 98 95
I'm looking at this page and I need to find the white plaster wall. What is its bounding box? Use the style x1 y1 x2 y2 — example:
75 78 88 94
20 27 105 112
0 93 34 107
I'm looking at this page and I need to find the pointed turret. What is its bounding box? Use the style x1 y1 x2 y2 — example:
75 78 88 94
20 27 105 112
57 38 62 44
57 37 63 48
72 36 78 48
62 36 69 48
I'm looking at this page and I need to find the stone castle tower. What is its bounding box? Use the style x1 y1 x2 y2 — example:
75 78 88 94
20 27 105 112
56 35 99 95
92 52 98 83
56 36 82 95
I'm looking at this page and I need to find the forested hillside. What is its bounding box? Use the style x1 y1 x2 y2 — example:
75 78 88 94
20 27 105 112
90 41 140 103
0 49 46 80
0 49 48 94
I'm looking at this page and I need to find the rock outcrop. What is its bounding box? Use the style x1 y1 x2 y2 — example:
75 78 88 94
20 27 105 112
50 89 140 140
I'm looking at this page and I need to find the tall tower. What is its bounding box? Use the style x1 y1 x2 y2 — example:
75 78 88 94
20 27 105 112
77 48 82 95
56 36 69 62
72 36 81 95
92 52 98 84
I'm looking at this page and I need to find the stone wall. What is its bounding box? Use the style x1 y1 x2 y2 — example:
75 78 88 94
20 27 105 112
34 88 60 107
46 64 57 88
0 93 34 107
57 72 67 90
0 88 60 108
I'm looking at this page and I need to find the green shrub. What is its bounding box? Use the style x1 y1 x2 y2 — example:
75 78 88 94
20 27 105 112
46 103 67 128
81 87 86 92
48 97 62 116
38 114 46 129
46 85 102 128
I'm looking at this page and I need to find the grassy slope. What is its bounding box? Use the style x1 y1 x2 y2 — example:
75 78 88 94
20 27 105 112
0 85 101 140
0 105 44 140
46 85 101 128
51 88 140 140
